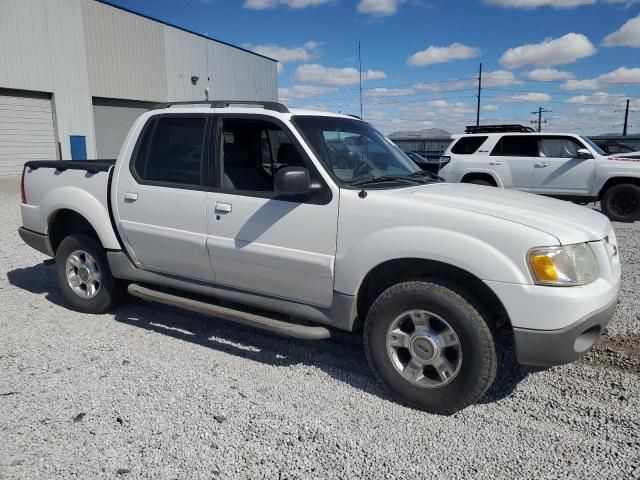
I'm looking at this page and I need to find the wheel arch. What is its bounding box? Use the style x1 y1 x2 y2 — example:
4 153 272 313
48 209 103 254
461 171 499 186
355 258 511 332
597 176 640 199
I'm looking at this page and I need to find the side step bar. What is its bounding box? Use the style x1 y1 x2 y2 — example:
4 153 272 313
127 284 331 340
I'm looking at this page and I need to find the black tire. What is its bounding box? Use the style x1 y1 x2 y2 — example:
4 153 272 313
364 280 497 415
467 178 493 186
600 184 640 223
55 234 125 313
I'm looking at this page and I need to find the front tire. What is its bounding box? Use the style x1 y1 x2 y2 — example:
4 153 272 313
55 234 125 313
364 280 497 415
601 184 640 222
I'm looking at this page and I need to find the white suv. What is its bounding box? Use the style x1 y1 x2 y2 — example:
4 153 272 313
439 125 640 222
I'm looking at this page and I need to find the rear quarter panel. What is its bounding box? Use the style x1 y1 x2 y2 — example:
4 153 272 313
21 167 120 249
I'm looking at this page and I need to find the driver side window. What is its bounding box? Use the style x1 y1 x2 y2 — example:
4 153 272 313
219 118 308 193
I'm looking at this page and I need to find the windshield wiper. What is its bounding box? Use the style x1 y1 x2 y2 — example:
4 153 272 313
349 175 422 187
409 170 445 182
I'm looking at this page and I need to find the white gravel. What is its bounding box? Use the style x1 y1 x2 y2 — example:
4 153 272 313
1 176 639 479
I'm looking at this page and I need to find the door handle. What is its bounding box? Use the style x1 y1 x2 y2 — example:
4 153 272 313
124 192 138 202
489 161 502 166
534 162 550 168
215 202 232 214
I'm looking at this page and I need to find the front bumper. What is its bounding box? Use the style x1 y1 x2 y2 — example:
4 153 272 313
511 297 617 367
18 227 54 257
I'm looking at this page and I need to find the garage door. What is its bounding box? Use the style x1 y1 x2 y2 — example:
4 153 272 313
93 98 156 159
0 90 57 175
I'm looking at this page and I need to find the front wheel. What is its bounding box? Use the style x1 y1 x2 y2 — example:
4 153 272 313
364 280 497 415
55 234 125 313
601 184 640 222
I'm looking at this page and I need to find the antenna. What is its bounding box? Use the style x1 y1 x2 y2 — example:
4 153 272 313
357 41 367 199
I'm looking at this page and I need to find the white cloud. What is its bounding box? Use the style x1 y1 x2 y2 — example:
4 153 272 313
499 33 596 68
243 0 331 9
560 79 600 90
604 0 640 6
245 42 318 63
485 0 595 8
278 85 336 102
412 70 519 93
365 87 416 97
497 92 552 102
560 66 640 89
603 15 640 48
407 43 480 67
482 70 522 86
294 64 386 86
357 0 401 16
565 91 628 105
482 104 500 111
525 68 574 81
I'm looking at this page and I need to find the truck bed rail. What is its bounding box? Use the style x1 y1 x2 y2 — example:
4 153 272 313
25 160 116 174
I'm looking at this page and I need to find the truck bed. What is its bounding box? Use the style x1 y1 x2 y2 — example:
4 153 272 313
21 159 121 251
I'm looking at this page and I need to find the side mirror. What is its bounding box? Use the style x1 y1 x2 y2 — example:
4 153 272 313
576 148 593 159
274 166 320 195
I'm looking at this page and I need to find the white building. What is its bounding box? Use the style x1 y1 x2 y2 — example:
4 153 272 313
0 0 278 174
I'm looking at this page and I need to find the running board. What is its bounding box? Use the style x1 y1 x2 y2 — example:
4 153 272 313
127 284 331 340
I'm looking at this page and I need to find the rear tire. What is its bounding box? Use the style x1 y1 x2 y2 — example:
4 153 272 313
601 184 640 222
364 280 497 415
55 234 125 313
464 178 494 186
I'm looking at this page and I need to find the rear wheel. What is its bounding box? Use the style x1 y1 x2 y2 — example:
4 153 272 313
364 280 497 415
465 178 495 187
601 184 640 222
55 234 125 313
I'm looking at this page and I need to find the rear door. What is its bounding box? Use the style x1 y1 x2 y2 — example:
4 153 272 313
488 135 537 191
531 136 596 196
114 114 215 282
205 115 339 307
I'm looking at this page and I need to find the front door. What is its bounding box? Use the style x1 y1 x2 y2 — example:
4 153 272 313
114 114 214 282
531 136 596 196
205 116 339 307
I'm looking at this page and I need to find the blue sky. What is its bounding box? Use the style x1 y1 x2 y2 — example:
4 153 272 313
110 0 640 134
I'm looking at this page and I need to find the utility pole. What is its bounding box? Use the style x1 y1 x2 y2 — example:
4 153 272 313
476 63 482 127
623 99 629 136
530 107 550 132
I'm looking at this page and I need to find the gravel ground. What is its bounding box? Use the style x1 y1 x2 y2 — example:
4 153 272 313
1 175 639 479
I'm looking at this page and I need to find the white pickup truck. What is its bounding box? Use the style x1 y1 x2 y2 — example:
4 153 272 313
439 125 640 222
18 101 621 414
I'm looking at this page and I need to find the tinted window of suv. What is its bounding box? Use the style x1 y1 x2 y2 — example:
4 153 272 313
134 116 206 186
451 136 488 154
490 135 538 157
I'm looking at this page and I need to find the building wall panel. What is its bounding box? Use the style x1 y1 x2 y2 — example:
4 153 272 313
82 0 167 102
164 27 210 102
0 0 54 92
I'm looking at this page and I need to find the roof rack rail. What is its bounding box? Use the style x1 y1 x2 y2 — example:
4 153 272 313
465 124 535 134
159 100 289 113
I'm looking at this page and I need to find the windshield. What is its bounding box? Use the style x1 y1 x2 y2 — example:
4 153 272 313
292 115 420 186
581 136 606 156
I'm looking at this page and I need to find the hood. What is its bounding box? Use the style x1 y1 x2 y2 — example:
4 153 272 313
390 183 611 245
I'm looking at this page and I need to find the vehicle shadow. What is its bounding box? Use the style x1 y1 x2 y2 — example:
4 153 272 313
7 262 528 412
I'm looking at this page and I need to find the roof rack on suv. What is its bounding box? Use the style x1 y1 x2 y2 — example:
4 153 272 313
465 124 535 134
159 100 290 113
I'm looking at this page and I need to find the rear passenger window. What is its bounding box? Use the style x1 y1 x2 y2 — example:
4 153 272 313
490 136 538 157
134 116 206 186
451 136 488 154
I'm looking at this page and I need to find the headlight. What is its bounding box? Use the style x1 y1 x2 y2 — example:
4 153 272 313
527 243 599 286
